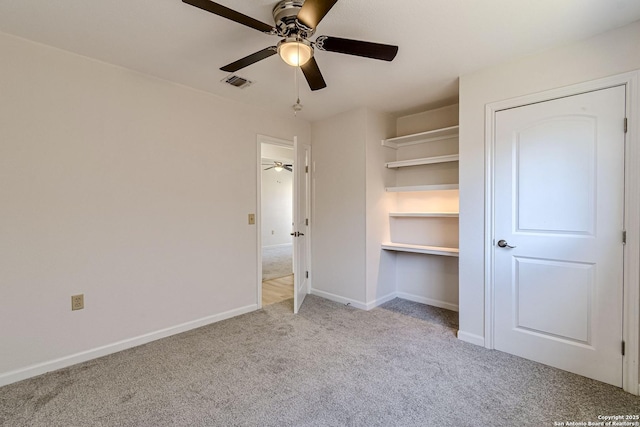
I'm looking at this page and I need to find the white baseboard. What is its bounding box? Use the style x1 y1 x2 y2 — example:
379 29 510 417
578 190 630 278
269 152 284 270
0 304 257 388
457 330 485 347
364 292 398 310
396 292 459 312
310 288 368 310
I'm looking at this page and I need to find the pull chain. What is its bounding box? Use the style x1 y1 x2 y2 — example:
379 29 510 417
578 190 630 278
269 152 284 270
292 41 303 116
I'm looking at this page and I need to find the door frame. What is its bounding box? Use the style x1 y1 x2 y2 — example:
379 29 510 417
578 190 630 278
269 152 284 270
256 134 294 310
484 71 640 394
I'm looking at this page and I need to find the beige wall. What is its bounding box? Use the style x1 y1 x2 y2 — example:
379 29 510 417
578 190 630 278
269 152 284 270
458 21 640 344
311 108 395 307
310 108 368 303
365 110 397 304
0 32 310 384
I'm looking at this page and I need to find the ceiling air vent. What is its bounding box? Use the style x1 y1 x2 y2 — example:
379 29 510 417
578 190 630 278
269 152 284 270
222 75 253 89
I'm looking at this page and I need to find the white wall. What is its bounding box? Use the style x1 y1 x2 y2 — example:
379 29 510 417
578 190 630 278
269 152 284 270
311 109 368 304
261 166 293 247
0 32 310 384
365 110 397 306
310 107 395 307
261 144 293 247
458 21 640 344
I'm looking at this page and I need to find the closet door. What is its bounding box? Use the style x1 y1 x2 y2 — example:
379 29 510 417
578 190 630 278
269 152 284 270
493 86 626 386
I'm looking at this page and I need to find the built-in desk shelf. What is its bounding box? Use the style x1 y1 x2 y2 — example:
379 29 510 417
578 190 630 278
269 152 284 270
382 125 459 149
385 184 459 192
385 154 459 169
382 242 459 257
389 212 459 218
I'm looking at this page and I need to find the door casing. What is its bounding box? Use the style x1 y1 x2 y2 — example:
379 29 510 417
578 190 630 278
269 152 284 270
484 71 640 394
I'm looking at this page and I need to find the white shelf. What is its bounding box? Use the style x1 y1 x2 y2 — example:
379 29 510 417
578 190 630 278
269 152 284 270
385 184 459 192
382 242 459 257
385 154 459 169
389 212 459 218
382 125 459 149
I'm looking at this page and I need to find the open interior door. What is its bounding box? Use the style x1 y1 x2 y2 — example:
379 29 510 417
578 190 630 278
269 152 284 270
293 137 311 313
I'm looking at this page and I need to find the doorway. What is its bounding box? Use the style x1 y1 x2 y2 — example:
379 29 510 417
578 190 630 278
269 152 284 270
259 137 295 307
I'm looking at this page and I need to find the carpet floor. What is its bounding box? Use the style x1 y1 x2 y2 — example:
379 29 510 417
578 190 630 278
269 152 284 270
262 244 293 281
0 296 638 426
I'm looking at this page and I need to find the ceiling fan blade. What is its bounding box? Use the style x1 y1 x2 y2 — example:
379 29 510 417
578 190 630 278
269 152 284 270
284 166 293 172
296 0 338 30
316 36 398 61
300 57 327 91
220 47 277 72
264 166 276 170
182 0 275 34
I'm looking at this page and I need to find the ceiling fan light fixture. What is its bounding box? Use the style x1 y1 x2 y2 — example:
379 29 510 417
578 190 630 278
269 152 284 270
274 165 284 172
278 38 313 67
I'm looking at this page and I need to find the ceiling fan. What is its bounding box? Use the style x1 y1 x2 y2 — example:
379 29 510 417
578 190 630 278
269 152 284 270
263 161 293 172
182 0 399 91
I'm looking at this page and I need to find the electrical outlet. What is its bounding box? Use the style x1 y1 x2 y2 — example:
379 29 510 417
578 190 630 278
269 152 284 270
271 230 275 235
71 294 84 311
248 213 256 225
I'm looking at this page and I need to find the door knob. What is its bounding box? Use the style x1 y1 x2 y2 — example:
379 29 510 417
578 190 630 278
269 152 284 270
290 232 305 237
497 239 516 249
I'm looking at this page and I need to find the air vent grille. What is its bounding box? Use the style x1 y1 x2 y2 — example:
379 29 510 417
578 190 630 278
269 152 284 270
222 75 253 89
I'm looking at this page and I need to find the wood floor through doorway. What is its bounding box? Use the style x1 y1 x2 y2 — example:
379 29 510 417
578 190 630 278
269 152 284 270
262 274 293 306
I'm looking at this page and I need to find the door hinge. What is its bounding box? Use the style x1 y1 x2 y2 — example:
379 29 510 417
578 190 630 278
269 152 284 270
305 165 309 173
305 271 309 279
623 230 627 244
305 218 309 226
622 340 626 356
624 117 628 133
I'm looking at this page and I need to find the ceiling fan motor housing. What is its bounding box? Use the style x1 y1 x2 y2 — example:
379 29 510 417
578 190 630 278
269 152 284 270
272 0 315 38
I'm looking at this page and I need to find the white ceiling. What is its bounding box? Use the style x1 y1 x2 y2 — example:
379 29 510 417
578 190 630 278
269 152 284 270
1 1 639 122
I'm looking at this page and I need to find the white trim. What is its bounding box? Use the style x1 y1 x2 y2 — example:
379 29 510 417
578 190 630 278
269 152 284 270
396 292 459 312
484 101 496 350
0 304 257 387
389 212 459 218
385 184 459 192
311 289 459 312
385 154 459 168
381 126 459 149
364 292 398 310
257 134 294 311
457 331 486 347
484 70 640 394
382 242 459 257
623 72 640 395
310 288 368 310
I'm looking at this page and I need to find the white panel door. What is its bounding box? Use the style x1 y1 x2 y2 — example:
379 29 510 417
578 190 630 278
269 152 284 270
293 138 311 313
494 86 626 386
